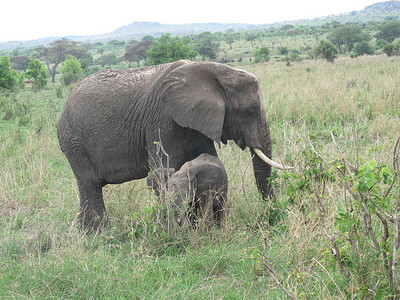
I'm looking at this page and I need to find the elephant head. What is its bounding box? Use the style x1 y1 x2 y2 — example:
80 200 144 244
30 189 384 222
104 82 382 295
147 153 228 226
160 62 291 199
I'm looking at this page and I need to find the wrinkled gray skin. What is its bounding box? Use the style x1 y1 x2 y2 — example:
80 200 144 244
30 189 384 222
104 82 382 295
57 60 274 230
147 153 228 227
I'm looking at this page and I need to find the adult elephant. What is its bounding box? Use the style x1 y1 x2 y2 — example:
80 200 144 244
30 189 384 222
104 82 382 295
57 60 290 230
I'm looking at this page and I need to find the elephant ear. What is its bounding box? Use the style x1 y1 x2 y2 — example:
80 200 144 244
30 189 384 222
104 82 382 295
161 62 225 143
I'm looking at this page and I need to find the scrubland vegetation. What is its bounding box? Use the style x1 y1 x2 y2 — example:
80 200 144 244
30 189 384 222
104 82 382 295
1 17 400 298
1 54 399 298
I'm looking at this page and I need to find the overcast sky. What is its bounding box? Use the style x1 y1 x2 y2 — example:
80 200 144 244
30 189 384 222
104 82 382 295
1 0 381 43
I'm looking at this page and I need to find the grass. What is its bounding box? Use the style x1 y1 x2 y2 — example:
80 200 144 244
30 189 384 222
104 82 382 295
1 55 400 298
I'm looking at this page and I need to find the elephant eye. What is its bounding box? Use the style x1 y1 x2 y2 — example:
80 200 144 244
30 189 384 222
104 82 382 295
248 108 256 118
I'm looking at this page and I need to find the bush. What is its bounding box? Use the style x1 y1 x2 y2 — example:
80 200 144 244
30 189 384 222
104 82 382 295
290 49 302 61
382 43 399 57
61 55 83 85
314 40 337 62
25 59 48 89
281 136 400 298
376 38 388 49
277 46 289 55
355 41 374 56
0 56 20 91
253 47 270 63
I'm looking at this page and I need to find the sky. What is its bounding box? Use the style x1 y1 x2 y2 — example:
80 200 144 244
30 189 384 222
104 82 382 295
1 0 382 43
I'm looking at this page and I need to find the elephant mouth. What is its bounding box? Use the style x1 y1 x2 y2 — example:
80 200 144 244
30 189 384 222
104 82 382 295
234 137 246 150
222 133 292 170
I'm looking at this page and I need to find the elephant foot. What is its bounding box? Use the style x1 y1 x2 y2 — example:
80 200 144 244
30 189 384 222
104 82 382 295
213 210 226 227
79 208 109 232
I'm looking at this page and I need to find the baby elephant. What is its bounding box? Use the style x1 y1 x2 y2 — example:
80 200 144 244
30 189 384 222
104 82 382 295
147 153 228 227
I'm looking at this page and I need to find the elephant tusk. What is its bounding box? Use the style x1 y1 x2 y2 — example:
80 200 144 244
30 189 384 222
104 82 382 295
253 148 293 170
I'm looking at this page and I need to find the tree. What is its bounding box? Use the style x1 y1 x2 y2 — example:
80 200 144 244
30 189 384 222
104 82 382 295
146 34 197 65
10 56 30 74
60 55 83 85
94 53 118 67
124 40 153 67
382 43 400 57
224 33 236 50
327 24 370 53
0 56 20 91
193 32 220 62
280 24 295 35
25 59 48 89
375 20 400 43
253 47 270 63
314 40 337 63
34 39 79 83
67 46 93 70
97 47 105 56
142 35 155 42
257 30 266 46
354 41 374 56
107 40 126 49
244 32 257 47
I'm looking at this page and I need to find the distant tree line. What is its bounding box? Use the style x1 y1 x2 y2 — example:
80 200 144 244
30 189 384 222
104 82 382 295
2 18 400 92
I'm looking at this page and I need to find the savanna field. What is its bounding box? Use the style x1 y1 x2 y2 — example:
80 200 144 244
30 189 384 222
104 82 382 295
1 55 400 298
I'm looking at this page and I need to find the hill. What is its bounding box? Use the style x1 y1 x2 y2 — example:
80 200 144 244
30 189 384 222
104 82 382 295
363 0 400 14
286 0 400 26
106 22 262 40
1 0 399 51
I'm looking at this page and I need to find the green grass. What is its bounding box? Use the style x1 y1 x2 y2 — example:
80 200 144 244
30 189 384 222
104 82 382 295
1 55 400 298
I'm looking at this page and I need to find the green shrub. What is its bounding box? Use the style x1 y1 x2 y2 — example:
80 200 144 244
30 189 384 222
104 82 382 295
382 43 400 57
61 55 83 85
0 56 20 91
355 41 374 56
314 40 337 62
253 47 270 63
25 59 48 89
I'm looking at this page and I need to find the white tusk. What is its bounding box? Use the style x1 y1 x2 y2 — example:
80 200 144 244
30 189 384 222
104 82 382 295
253 148 293 170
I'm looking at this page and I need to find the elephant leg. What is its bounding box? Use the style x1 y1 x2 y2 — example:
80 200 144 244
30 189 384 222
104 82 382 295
213 195 226 226
77 179 108 231
196 194 214 229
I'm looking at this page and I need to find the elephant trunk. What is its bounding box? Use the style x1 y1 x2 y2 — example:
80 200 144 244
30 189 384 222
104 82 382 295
250 148 274 199
248 117 287 199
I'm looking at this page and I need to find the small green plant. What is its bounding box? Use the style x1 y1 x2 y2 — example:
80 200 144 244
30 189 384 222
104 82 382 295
0 94 31 124
55 86 63 99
